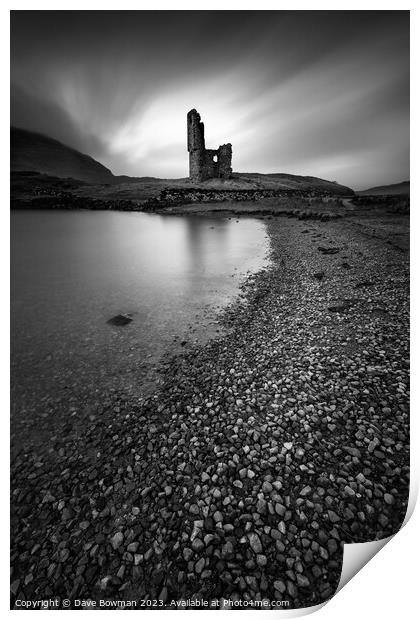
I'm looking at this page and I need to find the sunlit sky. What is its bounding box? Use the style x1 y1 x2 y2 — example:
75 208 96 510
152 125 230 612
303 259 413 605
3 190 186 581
11 11 409 189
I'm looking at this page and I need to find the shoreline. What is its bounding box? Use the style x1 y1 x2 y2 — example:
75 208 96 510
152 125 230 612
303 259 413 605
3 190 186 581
10 211 409 609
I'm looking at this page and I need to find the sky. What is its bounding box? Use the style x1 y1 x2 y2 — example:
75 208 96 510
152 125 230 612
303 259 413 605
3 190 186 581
10 11 409 190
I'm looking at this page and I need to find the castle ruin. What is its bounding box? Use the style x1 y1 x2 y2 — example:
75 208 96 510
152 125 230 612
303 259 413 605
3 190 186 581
187 109 232 182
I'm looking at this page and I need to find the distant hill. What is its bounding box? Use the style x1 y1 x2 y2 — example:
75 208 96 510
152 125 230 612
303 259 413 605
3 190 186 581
11 127 114 184
357 181 410 196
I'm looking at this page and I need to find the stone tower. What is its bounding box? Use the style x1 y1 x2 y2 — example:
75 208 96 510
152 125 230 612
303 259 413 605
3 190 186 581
187 109 232 182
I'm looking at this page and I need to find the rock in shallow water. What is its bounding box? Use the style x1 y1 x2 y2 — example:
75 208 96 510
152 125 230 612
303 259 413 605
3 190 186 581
107 313 133 326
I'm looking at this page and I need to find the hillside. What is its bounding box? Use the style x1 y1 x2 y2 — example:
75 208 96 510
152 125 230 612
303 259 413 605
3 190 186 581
234 172 353 195
358 181 410 196
11 127 114 184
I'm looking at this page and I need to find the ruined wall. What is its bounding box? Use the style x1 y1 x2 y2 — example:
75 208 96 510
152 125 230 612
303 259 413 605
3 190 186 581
187 109 204 182
203 149 218 179
217 143 233 178
187 109 232 182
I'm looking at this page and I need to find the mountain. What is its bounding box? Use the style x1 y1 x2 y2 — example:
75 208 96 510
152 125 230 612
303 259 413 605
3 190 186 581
357 181 410 196
11 127 114 184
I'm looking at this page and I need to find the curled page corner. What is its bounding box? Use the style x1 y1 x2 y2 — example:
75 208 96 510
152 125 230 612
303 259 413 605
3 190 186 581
336 473 418 595
260 481 418 618
337 536 392 593
270 477 418 617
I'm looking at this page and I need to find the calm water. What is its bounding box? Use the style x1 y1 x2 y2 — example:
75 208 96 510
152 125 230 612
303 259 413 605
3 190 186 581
11 210 268 415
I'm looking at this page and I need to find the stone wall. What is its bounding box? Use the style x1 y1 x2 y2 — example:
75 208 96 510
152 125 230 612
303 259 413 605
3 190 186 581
217 143 233 178
187 109 232 182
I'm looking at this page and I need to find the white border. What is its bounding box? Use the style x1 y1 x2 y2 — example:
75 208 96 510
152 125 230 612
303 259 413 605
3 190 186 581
3 3 417 618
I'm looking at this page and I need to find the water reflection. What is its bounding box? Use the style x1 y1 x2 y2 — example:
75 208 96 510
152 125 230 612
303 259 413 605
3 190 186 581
182 216 229 273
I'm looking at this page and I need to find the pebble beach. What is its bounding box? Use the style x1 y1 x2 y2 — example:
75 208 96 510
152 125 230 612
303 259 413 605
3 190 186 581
10 209 409 609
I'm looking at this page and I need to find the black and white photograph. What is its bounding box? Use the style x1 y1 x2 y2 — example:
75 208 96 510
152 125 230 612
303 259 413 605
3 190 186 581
9 8 411 613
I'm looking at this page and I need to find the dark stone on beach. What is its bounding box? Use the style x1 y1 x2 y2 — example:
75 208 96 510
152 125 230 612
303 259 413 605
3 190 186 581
107 313 133 326
274 579 286 593
318 246 339 254
10 579 20 596
221 541 234 559
159 586 168 603
192 538 204 553
297 574 310 588
372 306 389 316
62 507 74 521
313 271 325 281
327 510 340 523
111 532 124 550
328 303 350 313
